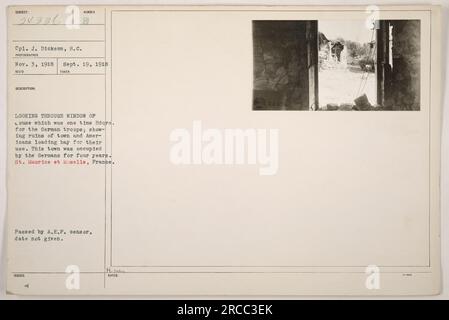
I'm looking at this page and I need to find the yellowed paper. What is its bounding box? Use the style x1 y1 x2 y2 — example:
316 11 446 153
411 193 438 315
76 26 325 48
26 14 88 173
7 5 442 295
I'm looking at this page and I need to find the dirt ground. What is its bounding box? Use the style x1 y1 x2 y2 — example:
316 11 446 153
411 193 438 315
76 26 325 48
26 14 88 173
319 65 376 107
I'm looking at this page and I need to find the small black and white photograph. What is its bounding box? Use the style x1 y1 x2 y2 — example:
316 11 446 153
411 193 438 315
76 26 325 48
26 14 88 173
252 20 421 111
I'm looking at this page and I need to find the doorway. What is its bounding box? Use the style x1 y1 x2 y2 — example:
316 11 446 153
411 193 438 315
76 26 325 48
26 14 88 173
318 20 377 110
252 19 420 111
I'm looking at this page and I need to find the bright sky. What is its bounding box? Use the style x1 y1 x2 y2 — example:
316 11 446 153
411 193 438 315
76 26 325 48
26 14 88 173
319 20 374 44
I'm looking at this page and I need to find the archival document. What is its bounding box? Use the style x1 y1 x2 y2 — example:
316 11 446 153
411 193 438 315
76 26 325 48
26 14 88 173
7 5 442 295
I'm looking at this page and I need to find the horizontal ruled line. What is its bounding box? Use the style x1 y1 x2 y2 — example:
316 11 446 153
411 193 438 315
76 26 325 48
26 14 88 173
13 23 105 26
12 40 104 42
11 271 433 274
13 73 105 76
13 56 106 59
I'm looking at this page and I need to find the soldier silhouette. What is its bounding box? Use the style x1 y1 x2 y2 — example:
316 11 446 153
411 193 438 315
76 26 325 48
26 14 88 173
331 41 345 62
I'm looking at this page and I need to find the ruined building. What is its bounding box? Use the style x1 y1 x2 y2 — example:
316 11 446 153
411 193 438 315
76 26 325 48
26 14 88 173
252 20 420 111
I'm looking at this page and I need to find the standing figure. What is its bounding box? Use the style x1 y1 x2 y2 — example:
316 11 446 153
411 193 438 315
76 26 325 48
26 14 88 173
331 41 345 62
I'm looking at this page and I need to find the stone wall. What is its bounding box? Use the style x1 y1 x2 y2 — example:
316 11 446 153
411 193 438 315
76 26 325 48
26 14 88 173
252 21 311 110
389 20 421 110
